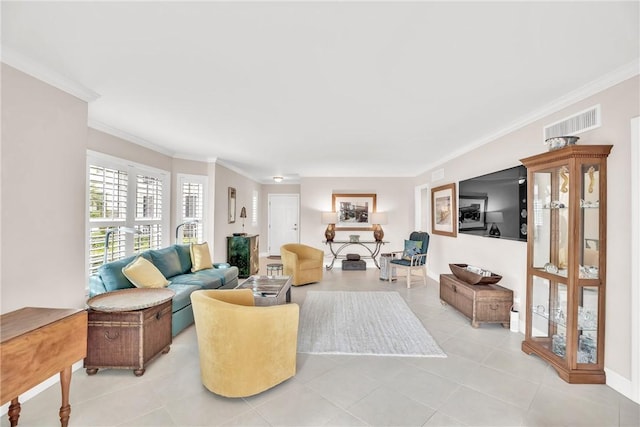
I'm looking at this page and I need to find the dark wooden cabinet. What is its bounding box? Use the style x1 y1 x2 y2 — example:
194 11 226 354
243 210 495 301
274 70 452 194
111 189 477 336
227 234 259 278
440 274 513 328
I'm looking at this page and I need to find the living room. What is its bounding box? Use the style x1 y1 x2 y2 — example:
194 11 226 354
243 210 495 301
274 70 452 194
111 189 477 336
2 1 639 425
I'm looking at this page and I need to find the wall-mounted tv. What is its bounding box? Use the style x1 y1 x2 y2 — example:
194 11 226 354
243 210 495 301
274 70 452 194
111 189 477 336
458 165 527 242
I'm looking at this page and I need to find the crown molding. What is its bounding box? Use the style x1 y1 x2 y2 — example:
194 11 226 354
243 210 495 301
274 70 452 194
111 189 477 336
1 45 100 102
88 119 176 157
172 152 218 163
215 158 263 183
419 58 640 175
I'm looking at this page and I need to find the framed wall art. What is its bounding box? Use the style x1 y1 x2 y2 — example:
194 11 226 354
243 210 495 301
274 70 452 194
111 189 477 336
431 183 457 237
332 193 376 231
228 187 236 223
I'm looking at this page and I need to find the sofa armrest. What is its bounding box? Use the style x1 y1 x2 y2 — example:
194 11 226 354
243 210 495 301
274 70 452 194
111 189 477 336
88 274 108 297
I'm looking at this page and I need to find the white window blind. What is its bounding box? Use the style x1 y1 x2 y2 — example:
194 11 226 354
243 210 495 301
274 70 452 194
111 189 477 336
252 190 259 226
87 151 169 275
177 174 207 244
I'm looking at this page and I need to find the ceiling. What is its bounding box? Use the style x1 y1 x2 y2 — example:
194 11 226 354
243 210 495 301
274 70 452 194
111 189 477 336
2 1 639 183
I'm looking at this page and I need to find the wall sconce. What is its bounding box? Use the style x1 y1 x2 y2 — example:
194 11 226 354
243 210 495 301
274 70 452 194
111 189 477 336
104 226 141 264
486 211 504 237
370 212 388 242
321 211 336 242
176 219 200 241
240 206 247 233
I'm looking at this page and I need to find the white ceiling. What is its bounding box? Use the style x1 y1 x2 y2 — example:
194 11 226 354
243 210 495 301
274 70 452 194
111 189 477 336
2 1 639 182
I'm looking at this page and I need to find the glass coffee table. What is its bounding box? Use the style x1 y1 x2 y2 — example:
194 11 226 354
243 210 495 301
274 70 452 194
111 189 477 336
235 275 292 306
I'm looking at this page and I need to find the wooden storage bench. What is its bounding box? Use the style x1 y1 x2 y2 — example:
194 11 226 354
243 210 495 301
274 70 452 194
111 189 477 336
439 274 513 328
84 288 174 376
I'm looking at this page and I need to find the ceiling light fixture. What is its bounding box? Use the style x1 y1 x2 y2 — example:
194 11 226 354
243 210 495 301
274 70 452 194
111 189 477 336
273 176 284 183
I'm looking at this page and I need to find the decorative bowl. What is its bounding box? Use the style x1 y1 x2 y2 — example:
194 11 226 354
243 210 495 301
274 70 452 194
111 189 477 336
544 136 579 151
449 263 502 285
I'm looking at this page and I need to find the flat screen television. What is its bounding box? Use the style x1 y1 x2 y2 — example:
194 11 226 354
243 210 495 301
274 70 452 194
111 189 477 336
458 165 527 242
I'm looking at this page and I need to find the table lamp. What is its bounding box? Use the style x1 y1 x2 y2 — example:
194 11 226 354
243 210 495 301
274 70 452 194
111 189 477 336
321 212 336 242
370 212 388 242
486 211 504 237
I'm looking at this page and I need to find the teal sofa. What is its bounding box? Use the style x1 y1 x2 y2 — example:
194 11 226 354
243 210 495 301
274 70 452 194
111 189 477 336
89 244 239 336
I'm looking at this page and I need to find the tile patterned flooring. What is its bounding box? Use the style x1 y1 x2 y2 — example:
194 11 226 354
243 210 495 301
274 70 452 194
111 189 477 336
3 262 639 426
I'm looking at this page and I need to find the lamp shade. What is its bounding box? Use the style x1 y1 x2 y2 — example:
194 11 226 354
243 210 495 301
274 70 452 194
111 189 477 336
486 211 504 223
321 212 336 224
370 212 388 225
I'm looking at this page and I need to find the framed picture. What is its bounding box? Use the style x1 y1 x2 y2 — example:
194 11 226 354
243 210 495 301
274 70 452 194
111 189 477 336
458 196 488 230
228 187 236 223
332 193 376 231
431 183 457 237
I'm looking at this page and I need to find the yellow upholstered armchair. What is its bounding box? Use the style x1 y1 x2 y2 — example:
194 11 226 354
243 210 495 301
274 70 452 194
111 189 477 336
190 289 299 398
280 243 324 286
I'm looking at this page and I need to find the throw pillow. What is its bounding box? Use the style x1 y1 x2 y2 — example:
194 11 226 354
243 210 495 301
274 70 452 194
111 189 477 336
122 256 169 288
402 239 423 261
191 242 213 272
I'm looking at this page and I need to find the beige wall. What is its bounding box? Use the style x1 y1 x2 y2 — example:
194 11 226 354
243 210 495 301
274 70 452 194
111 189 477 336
1 64 88 312
213 164 262 262
415 76 639 382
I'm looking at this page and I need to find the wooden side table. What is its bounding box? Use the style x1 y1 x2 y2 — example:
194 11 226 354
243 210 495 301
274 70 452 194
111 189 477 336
1 307 87 427
84 288 174 376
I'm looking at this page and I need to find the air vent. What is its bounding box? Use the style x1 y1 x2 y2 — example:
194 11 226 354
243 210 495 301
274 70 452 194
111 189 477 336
543 105 601 141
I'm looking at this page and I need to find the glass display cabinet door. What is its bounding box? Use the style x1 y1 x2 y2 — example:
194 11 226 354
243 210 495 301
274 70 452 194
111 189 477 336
580 163 600 279
531 165 570 277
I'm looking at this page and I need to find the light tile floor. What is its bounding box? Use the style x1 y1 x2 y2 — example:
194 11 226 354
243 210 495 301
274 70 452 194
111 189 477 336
3 261 639 426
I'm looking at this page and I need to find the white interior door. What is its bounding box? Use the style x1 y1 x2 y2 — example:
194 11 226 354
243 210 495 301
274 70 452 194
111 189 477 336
268 194 300 256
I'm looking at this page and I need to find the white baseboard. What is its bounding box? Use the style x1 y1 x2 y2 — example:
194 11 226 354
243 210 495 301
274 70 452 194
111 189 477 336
605 368 637 403
0 361 84 416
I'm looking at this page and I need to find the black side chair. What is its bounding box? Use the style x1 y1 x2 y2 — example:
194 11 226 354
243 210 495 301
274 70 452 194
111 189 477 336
389 231 430 288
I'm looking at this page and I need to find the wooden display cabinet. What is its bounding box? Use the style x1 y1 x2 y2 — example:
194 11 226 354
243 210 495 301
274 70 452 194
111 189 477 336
520 145 611 384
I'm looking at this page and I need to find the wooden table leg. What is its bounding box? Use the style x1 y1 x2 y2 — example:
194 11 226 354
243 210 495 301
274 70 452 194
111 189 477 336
59 366 71 427
8 398 20 427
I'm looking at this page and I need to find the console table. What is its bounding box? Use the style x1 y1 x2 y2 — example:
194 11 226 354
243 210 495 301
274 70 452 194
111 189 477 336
1 307 88 427
324 240 386 270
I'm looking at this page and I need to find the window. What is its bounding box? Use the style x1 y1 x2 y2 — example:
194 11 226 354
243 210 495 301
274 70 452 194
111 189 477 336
87 151 169 275
252 189 259 226
177 174 207 244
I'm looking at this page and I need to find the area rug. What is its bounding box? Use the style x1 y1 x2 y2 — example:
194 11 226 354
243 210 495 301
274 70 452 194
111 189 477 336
297 291 446 357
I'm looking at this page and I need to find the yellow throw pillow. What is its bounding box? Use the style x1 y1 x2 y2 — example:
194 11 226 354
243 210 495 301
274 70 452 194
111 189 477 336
191 242 213 272
122 256 169 288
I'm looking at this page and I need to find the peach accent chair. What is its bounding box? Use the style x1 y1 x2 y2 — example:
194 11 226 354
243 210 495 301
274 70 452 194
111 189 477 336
280 243 324 286
190 289 299 397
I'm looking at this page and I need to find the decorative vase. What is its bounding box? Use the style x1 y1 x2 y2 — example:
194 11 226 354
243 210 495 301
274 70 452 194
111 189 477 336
373 226 384 242
324 224 335 242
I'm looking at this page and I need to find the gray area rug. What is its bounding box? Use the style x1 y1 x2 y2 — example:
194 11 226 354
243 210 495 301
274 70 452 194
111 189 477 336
298 291 446 357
